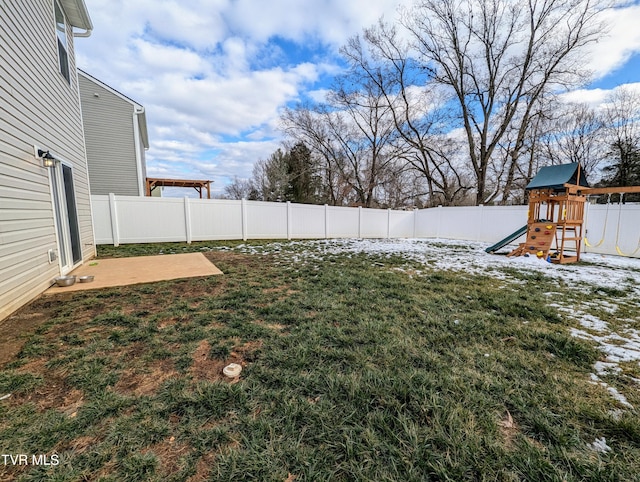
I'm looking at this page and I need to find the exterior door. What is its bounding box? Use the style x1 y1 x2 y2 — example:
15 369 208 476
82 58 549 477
50 162 82 273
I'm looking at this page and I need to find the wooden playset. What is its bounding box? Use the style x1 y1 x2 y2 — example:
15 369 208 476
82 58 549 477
487 163 640 264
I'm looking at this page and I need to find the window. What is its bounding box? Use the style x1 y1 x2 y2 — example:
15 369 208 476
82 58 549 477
54 1 70 83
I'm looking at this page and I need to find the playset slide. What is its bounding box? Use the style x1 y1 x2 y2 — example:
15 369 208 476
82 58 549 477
484 225 528 253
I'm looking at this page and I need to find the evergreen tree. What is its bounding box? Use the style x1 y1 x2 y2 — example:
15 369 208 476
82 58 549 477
285 142 322 204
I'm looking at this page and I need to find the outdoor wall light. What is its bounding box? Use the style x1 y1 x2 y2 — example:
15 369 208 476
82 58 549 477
37 149 56 167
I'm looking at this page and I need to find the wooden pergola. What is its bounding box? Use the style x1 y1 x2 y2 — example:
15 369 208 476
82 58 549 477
146 178 212 199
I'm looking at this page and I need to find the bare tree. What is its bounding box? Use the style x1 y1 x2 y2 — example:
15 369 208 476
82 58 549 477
222 177 257 200
327 73 405 207
538 101 606 174
282 75 404 207
341 23 472 206
402 0 607 204
600 87 640 189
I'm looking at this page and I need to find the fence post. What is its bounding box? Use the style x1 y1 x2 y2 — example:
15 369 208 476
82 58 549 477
387 208 391 239
358 206 362 239
478 204 484 242
287 201 292 240
241 198 248 241
583 201 590 254
108 193 120 247
184 196 192 244
324 204 328 239
413 208 417 238
436 205 443 238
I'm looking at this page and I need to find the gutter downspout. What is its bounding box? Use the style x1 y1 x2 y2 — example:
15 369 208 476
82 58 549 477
133 107 146 196
73 28 92 38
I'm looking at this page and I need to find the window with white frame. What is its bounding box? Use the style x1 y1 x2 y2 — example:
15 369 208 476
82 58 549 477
54 0 70 83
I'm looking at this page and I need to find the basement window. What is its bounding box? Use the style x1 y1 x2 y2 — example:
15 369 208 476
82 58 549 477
54 1 70 83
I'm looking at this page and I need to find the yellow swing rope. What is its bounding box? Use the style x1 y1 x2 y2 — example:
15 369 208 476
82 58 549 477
584 194 611 248
614 193 640 257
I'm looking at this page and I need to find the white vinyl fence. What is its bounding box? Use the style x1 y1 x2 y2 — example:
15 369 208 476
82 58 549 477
91 195 640 258
91 195 416 245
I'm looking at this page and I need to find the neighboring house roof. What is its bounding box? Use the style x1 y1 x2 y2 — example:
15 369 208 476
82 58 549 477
525 163 590 191
77 69 149 149
60 0 93 31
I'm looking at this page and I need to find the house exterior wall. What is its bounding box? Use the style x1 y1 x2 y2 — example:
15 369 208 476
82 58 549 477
0 0 95 321
78 73 143 196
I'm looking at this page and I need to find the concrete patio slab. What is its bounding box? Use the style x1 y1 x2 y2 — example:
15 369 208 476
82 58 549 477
45 252 223 294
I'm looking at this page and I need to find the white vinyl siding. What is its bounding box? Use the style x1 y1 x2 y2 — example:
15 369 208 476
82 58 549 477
78 74 143 196
0 0 95 321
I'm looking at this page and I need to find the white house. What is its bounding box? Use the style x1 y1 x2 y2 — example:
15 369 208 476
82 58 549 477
0 0 96 321
78 70 149 196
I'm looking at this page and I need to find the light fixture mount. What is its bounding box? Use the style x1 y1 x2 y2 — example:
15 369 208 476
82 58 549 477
37 149 56 167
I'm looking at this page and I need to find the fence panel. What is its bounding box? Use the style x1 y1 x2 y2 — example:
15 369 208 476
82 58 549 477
389 210 416 238
190 199 243 241
90 195 114 244
477 206 529 243
290 203 326 238
582 203 640 257
360 208 388 238
117 197 186 244
326 206 360 238
414 208 437 238
244 201 288 239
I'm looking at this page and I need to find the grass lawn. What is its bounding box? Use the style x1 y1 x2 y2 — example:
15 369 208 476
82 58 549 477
1 239 639 481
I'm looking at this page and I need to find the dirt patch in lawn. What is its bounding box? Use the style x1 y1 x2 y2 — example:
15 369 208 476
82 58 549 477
8 363 84 415
498 411 518 450
144 437 192 479
0 311 51 367
190 340 236 382
190 339 262 383
203 251 263 274
187 451 218 482
115 359 179 397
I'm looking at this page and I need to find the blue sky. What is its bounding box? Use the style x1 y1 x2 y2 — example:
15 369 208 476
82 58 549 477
75 0 640 197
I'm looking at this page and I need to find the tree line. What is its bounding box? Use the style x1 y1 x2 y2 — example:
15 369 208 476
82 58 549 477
225 0 640 207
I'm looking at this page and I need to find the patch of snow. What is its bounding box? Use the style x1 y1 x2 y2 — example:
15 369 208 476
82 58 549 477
606 385 634 408
608 409 624 421
579 314 610 332
582 299 620 314
590 373 634 409
593 361 622 377
589 437 612 453
555 307 609 332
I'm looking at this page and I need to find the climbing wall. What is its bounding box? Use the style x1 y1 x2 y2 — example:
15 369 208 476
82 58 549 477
508 222 557 259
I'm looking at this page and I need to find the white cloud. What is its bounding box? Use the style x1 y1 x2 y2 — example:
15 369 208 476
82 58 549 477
560 88 612 106
586 3 640 79
559 82 640 108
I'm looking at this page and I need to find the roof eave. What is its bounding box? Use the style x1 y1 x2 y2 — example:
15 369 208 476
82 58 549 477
60 0 93 31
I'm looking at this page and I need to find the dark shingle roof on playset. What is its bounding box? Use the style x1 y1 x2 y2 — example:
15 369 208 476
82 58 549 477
525 162 590 191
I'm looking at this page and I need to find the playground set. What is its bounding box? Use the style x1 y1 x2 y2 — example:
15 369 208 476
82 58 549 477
486 163 640 263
